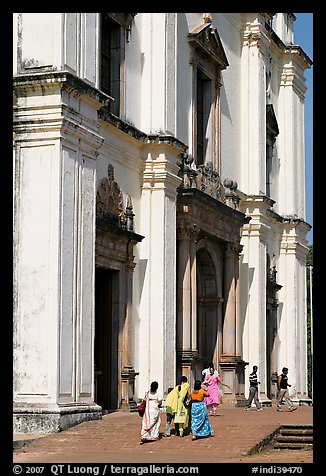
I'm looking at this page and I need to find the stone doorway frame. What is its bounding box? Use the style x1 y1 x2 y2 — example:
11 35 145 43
176 183 250 405
95 164 143 412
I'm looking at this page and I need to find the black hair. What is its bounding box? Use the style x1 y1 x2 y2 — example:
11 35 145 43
178 375 187 391
194 380 202 390
150 381 159 392
282 367 288 373
253 365 258 370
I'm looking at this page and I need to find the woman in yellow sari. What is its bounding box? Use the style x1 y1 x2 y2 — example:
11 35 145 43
164 376 190 437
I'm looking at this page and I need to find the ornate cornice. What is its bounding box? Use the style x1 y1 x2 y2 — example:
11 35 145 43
13 71 111 105
98 109 147 142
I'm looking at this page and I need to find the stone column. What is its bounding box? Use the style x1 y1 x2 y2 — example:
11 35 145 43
177 225 192 351
235 243 243 356
220 242 247 406
190 238 197 351
222 242 236 355
176 223 200 385
121 258 139 412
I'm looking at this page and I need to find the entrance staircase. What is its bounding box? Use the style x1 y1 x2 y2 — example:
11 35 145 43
272 424 313 450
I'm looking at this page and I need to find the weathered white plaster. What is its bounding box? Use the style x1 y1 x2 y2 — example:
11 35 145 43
13 12 312 431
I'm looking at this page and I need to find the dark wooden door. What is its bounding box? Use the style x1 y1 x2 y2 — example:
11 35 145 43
95 267 118 411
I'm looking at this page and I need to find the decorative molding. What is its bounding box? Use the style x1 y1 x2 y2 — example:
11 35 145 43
280 64 307 100
177 223 200 241
224 241 243 257
98 109 147 142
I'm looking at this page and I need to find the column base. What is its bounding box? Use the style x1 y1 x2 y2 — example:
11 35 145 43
13 403 102 434
120 400 139 412
121 366 139 412
219 355 248 406
259 396 273 407
298 398 313 406
176 350 205 387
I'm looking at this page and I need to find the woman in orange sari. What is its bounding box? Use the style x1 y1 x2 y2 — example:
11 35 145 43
190 379 214 440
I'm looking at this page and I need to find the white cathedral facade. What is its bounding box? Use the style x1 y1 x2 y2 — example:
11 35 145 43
13 13 312 433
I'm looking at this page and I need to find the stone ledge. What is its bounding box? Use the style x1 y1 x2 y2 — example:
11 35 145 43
13 404 102 434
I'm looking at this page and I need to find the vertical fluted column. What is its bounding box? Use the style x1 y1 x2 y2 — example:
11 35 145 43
176 223 199 382
122 261 134 368
190 238 197 351
177 224 199 348
235 243 243 356
177 227 192 351
121 256 139 411
223 243 236 355
220 242 247 406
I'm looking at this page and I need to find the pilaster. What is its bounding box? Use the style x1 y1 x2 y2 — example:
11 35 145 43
137 140 182 398
13 71 106 433
221 242 247 406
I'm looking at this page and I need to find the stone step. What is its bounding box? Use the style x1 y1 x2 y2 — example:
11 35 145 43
275 435 313 444
272 424 313 450
280 425 313 430
274 441 313 450
279 428 313 436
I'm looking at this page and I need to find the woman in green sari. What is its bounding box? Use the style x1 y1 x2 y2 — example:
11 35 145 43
165 376 190 437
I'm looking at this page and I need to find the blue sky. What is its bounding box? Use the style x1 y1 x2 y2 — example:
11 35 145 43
293 13 313 245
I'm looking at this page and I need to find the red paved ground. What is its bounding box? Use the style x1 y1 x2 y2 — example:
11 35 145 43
13 406 313 464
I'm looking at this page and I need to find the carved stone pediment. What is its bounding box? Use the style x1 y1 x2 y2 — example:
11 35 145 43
188 23 229 69
97 164 124 222
96 164 136 233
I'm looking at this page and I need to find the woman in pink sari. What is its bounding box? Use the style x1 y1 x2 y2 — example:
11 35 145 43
204 366 230 416
140 381 162 445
